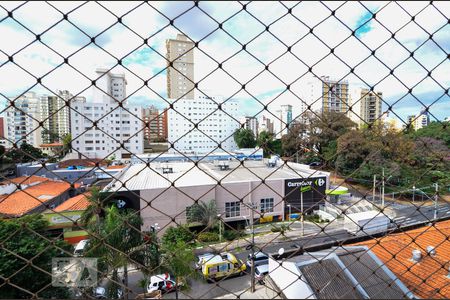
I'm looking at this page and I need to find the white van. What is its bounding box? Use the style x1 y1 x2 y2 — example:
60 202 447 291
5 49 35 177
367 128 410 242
74 239 90 257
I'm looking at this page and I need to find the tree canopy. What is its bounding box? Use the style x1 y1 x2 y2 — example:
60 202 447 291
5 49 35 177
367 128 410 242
233 128 256 148
0 215 71 299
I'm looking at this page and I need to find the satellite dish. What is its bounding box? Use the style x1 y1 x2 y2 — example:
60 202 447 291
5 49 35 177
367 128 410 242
278 248 285 256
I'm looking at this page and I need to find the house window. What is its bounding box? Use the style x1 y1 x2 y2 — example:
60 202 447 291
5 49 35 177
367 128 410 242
260 198 274 213
225 202 240 218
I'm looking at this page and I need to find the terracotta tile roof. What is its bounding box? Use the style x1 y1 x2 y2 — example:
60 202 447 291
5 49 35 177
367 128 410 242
0 180 72 217
54 193 90 212
2 175 49 186
59 159 107 168
106 165 126 170
353 221 450 299
40 143 63 147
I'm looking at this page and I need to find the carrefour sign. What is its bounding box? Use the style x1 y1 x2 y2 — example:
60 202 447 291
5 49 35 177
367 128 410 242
287 178 326 188
284 177 327 208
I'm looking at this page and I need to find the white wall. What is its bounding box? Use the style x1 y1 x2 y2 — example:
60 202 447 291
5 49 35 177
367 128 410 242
168 96 239 154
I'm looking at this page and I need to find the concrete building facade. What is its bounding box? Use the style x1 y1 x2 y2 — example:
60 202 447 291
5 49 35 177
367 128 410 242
166 34 195 99
142 106 168 142
167 95 239 153
321 76 349 114
4 92 42 147
40 90 72 143
275 104 292 138
350 88 383 127
242 116 259 137
70 69 143 160
258 115 274 135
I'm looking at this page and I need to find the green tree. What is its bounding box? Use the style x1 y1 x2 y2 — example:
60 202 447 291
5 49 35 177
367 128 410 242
62 133 72 156
256 131 275 157
186 200 218 230
411 121 450 147
5 142 47 163
0 215 71 298
80 187 106 235
85 206 150 300
161 225 195 246
233 128 256 148
160 241 197 299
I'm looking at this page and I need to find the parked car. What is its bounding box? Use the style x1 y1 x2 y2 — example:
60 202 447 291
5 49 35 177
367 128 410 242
73 239 90 257
246 251 269 268
201 252 246 282
255 264 269 284
93 286 123 299
147 274 182 294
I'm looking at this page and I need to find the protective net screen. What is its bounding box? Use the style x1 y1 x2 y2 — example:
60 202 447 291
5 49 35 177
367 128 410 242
0 1 449 299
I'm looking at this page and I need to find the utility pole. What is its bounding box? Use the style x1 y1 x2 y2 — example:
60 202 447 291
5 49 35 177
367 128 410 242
372 174 376 203
413 185 415 204
434 183 438 220
301 190 304 236
382 168 385 208
249 201 255 293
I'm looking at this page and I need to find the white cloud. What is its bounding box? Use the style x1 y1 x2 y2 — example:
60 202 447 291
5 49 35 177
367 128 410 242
0 1 448 121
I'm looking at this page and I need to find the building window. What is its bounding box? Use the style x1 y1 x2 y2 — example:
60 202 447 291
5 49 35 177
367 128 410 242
225 202 240 218
260 198 274 213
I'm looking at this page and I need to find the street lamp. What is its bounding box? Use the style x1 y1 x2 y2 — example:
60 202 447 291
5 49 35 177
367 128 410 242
246 202 256 293
287 204 291 221
412 185 416 204
217 214 222 242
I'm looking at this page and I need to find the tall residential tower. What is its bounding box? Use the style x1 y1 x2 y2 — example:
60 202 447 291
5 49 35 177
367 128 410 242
166 34 195 99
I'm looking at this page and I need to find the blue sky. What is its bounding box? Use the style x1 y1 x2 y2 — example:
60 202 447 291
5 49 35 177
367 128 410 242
0 1 449 123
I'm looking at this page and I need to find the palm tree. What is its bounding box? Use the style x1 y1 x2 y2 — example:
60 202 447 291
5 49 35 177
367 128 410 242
80 186 105 235
160 240 198 300
187 199 218 230
86 205 156 299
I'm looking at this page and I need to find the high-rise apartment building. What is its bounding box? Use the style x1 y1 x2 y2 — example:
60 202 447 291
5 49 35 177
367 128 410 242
258 115 274 135
70 69 143 160
4 92 42 147
321 76 349 114
275 104 293 138
350 88 383 127
166 34 195 99
409 110 430 131
40 90 71 143
242 116 259 137
143 106 168 143
168 95 239 153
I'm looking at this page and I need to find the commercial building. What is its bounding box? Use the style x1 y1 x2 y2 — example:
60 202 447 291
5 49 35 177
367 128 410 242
40 90 72 144
103 159 329 231
4 92 42 147
268 246 414 299
354 220 450 299
166 34 195 99
167 95 239 154
142 106 168 142
350 88 383 127
275 104 292 138
43 193 90 244
70 68 144 159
